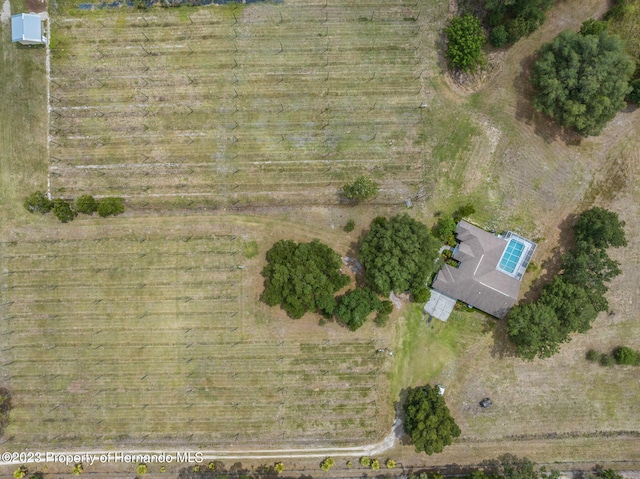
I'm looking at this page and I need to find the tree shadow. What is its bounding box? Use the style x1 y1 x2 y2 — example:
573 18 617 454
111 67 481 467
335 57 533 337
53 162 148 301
345 226 370 288
522 212 577 303
393 388 412 447
485 317 518 359
514 54 584 146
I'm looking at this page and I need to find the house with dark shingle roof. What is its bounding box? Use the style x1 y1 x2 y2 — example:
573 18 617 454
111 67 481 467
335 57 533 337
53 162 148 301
432 221 536 319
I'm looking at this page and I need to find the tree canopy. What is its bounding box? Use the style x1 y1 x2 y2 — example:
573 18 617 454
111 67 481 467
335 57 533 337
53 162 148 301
573 206 627 249
52 199 76 223
530 29 634 136
97 197 125 217
342 176 379 202
507 207 626 360
335 287 382 331
485 0 554 45
75 195 98 215
24 191 53 214
507 302 566 360
445 14 486 72
359 214 441 297
403 384 461 455
262 239 349 319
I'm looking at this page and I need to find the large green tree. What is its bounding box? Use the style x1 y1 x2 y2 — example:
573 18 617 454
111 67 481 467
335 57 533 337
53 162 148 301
507 302 566 360
530 29 635 136
403 384 461 455
445 14 486 72
335 287 382 331
540 277 597 334
359 214 441 297
562 242 621 311
573 206 627 249
262 239 349 319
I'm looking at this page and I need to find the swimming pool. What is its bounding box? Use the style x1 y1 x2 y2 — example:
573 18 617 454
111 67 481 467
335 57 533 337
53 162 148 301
498 239 525 274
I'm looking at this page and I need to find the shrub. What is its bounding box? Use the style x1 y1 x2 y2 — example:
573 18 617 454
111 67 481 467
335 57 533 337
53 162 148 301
586 349 599 362
97 197 125 217
386 459 396 469
371 459 380 471
14 467 28 479
346 461 352 468
412 287 431 303
342 176 379 201
24 191 53 214
137 464 148 475
490 25 509 47
453 203 475 222
75 195 98 214
320 458 335 471
374 313 389 327
274 462 285 473
613 346 640 365
379 300 394 315
432 216 457 245
209 462 216 470
360 457 371 467
72 463 83 475
599 353 615 367
52 199 76 223
160 466 166 473
344 219 356 232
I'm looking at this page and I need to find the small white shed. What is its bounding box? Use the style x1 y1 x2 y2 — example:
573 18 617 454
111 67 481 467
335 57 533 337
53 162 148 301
11 13 47 45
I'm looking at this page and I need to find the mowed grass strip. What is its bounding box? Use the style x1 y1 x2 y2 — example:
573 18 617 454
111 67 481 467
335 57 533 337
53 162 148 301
0 217 384 448
48 0 428 205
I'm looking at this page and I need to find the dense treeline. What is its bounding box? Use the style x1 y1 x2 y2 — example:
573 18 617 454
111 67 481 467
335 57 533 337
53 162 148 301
507 207 626 360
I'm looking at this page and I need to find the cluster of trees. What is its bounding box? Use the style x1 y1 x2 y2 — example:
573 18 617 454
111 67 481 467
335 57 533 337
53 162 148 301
531 26 635 136
484 0 555 47
587 346 640 367
263 214 442 330
24 192 125 222
261 239 349 319
444 0 558 72
403 384 461 455
507 207 626 360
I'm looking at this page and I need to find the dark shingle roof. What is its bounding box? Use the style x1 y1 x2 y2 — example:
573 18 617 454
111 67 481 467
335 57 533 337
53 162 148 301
432 221 523 319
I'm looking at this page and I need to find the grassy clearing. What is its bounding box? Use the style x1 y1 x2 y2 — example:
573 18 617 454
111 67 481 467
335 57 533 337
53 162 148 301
0 0 49 225
391 304 486 400
0 215 388 449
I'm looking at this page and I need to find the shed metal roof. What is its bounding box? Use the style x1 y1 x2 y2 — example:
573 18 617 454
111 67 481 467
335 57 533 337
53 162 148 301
11 13 44 43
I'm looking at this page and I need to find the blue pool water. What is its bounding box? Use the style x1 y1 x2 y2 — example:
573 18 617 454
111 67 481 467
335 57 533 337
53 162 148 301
499 239 525 274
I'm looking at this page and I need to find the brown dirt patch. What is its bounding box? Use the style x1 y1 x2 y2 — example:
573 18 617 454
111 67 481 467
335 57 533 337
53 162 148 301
24 0 46 13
